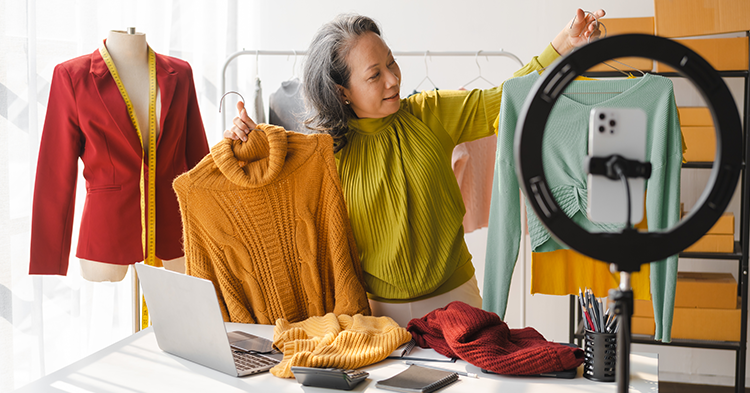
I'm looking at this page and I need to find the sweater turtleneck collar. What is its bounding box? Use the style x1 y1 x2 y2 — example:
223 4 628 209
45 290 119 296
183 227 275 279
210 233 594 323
213 123 288 187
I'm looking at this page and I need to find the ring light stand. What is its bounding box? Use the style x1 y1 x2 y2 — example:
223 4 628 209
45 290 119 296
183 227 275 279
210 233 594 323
514 34 743 392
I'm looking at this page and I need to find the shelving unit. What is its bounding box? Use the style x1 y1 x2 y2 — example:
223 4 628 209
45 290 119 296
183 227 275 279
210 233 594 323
568 32 750 393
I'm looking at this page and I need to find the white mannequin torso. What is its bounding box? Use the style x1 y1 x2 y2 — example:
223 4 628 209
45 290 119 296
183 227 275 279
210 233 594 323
79 29 183 282
105 29 160 156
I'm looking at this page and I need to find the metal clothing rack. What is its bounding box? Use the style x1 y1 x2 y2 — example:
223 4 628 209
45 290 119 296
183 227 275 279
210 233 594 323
220 49 524 130
130 48 525 330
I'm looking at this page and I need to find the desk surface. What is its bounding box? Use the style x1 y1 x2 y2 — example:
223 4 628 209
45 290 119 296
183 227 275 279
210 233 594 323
14 323 658 393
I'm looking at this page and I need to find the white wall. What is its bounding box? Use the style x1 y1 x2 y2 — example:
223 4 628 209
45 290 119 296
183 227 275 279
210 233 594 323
221 0 748 387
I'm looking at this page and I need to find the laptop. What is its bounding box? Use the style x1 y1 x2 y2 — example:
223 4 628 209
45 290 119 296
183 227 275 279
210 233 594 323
134 263 282 377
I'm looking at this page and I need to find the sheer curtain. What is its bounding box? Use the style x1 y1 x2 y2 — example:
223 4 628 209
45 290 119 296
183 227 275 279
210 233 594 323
0 1 241 391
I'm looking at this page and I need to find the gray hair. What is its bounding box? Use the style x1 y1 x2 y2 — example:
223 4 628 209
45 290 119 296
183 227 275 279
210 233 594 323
302 14 381 153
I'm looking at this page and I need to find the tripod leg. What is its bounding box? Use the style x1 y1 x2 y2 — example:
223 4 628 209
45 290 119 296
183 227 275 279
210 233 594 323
612 272 633 393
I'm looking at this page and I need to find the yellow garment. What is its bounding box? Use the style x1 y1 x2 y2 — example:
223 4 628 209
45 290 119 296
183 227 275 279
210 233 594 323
531 196 651 300
270 313 412 378
174 125 371 324
531 250 651 300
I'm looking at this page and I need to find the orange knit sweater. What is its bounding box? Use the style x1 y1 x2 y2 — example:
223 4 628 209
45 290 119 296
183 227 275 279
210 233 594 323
173 124 371 324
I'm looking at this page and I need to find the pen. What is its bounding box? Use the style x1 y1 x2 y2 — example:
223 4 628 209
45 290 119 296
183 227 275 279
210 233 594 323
606 314 618 333
590 291 601 331
597 298 605 334
589 289 601 326
403 361 478 378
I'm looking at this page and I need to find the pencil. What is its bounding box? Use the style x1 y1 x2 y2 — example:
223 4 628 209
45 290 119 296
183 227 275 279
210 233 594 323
584 310 596 332
578 288 588 330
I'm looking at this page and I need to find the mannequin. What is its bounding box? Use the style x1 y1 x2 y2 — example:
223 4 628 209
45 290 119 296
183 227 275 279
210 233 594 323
79 29 184 282
30 24 208 280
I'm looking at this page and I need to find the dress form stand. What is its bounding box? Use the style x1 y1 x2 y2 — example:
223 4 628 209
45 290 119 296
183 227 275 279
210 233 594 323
79 28 185 284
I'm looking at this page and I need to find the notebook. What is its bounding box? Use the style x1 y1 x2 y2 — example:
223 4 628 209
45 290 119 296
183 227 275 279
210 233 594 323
376 364 458 393
134 263 281 377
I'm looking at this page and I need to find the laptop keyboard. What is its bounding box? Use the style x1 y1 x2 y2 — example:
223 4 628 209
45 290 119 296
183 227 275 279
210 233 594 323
233 350 279 373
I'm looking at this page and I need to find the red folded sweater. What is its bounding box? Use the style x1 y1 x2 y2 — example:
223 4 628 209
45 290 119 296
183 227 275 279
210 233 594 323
406 301 583 375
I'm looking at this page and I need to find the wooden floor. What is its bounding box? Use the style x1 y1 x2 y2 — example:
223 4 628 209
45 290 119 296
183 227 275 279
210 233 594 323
660 382 749 393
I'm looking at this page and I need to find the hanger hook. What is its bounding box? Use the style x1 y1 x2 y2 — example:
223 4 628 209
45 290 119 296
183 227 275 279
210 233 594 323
219 91 245 113
423 51 431 77
475 50 484 77
598 20 608 40
289 49 298 78
255 49 260 76
570 10 607 44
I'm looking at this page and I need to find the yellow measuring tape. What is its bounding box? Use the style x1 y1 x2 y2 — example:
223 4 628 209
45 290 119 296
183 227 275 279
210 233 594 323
99 45 158 330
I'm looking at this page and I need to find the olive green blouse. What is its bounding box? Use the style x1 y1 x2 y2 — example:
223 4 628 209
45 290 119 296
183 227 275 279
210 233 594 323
336 44 560 302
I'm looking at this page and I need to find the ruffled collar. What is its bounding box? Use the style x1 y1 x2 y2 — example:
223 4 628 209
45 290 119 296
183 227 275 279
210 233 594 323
348 110 399 135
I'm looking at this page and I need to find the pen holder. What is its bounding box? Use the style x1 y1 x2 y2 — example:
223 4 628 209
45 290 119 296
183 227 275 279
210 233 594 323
583 329 616 382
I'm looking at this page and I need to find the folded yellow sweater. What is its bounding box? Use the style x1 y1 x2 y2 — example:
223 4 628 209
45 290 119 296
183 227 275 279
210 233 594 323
271 313 412 378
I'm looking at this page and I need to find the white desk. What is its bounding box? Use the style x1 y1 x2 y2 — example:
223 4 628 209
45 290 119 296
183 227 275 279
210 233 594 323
14 323 659 392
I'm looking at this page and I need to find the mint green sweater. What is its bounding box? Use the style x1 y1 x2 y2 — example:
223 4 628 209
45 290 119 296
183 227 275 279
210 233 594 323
337 46 560 302
485 72 682 342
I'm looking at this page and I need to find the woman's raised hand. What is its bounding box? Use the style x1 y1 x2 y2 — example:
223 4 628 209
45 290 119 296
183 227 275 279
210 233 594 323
223 101 258 141
552 8 606 56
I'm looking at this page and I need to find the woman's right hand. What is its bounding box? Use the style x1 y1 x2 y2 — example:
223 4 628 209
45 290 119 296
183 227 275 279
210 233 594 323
223 101 257 141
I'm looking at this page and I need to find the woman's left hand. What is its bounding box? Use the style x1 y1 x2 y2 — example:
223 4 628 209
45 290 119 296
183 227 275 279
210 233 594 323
552 8 606 56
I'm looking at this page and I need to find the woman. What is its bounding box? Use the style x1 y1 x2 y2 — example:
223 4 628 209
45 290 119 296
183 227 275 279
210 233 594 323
225 9 605 326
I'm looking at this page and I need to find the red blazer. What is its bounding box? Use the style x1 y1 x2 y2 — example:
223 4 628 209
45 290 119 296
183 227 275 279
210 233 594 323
29 48 209 275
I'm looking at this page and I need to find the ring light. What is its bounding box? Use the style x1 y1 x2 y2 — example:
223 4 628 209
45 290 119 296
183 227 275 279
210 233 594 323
515 34 743 272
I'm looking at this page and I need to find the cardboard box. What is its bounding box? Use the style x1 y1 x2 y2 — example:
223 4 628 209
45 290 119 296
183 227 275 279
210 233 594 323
682 126 716 162
706 214 735 235
681 214 734 253
633 299 654 318
675 272 737 309
655 0 750 37
685 234 735 253
678 107 712 127
632 316 655 336
671 299 742 341
633 297 741 341
656 37 749 72
588 17 654 72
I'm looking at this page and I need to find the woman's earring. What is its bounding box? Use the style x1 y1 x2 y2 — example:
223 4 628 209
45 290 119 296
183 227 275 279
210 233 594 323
345 100 350 105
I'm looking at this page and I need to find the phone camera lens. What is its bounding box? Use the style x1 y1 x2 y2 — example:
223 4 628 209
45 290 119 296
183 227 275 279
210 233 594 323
609 120 616 127
598 126 605 133
599 113 606 120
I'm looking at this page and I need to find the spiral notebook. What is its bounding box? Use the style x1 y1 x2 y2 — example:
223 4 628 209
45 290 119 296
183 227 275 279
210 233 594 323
376 364 458 393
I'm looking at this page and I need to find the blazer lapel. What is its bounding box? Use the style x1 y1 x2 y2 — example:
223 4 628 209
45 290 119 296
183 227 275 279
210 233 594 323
90 48 144 158
155 53 178 148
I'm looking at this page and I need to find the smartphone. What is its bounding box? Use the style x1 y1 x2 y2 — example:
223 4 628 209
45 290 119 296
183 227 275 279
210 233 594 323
587 107 647 224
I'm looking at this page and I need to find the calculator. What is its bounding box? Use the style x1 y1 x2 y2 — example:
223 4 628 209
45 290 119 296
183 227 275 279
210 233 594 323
290 366 369 390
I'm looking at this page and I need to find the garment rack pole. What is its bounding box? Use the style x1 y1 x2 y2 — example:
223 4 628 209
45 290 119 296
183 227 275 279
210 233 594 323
220 49 524 130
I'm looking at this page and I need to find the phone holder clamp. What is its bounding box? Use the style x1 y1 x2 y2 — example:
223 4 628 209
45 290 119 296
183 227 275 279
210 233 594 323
585 155 652 181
